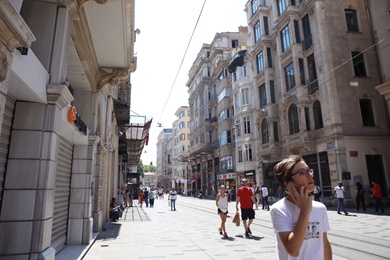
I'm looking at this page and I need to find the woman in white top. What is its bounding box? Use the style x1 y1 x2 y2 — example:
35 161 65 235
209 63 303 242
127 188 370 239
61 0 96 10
216 185 229 237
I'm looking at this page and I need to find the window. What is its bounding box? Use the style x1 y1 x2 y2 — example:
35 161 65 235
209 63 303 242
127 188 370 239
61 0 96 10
257 51 265 73
179 111 185 118
345 9 359 32
220 156 233 171
254 20 261 43
304 107 310 131
236 120 241 137
270 81 275 103
299 58 305 85
241 88 249 105
180 133 185 140
307 54 318 93
313 100 324 129
277 0 287 16
273 122 279 142
264 17 269 35
242 62 247 77
244 116 251 134
235 93 240 111
245 144 253 161
302 14 312 51
294 20 300 43
285 62 296 91
259 84 267 108
251 0 259 15
281 25 291 52
232 39 239 48
288 104 299 135
179 121 185 129
220 131 227 146
238 147 243 163
261 119 269 144
359 99 375 126
267 47 272 68
352 51 367 77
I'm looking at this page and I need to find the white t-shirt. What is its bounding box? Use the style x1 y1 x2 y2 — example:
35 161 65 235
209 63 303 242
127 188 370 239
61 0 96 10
218 194 228 213
334 186 345 198
270 198 330 260
261 186 269 196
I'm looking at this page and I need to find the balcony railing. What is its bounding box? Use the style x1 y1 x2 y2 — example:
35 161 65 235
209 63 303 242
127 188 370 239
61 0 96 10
302 35 313 51
307 79 319 94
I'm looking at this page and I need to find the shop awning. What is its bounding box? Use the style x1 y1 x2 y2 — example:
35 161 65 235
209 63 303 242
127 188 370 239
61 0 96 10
125 117 152 166
228 50 247 73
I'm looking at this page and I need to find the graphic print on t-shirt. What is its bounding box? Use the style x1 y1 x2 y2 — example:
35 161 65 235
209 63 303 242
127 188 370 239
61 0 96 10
303 222 320 240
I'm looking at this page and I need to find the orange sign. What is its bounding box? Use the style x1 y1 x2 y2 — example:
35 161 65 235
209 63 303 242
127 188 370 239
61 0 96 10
68 106 77 123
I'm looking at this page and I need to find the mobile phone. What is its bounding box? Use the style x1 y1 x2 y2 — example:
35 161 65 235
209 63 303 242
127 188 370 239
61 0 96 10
285 182 299 196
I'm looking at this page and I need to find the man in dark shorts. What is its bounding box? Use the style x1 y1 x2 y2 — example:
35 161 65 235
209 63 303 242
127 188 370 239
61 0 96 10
236 178 258 237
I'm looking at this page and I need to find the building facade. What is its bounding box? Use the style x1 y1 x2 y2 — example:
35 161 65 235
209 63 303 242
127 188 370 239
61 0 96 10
156 128 172 189
245 0 390 203
0 0 139 258
185 29 249 197
171 106 191 194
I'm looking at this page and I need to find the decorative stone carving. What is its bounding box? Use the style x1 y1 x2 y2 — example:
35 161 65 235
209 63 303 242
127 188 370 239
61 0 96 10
0 52 9 83
98 68 129 88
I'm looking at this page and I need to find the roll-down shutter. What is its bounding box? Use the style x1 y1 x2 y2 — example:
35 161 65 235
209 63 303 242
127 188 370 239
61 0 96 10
0 95 16 204
51 137 73 253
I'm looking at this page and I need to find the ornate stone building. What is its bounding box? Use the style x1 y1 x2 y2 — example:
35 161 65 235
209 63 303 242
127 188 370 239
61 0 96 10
0 0 145 258
245 0 390 203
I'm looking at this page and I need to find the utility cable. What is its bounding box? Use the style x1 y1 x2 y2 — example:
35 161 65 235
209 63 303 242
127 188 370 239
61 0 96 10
154 0 207 132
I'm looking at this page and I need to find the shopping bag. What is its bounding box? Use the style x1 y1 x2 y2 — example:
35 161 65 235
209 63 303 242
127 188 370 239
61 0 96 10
232 212 240 226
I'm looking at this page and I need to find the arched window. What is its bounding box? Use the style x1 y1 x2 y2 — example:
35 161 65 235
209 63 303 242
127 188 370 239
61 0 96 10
261 119 269 144
288 104 299 135
313 100 323 129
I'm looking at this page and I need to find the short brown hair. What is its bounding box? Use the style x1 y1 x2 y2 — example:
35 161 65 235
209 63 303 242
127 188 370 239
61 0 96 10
273 155 304 186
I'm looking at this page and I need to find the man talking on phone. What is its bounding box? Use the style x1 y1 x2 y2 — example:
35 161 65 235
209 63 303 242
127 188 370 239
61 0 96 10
270 155 332 260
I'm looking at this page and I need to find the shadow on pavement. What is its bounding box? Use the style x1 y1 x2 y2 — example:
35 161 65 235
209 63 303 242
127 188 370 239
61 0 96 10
97 222 121 241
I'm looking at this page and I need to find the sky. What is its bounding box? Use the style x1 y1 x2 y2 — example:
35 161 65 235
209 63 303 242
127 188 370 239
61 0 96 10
131 0 248 166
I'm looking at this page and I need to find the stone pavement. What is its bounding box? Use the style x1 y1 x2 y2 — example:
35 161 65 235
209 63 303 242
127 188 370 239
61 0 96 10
57 195 390 260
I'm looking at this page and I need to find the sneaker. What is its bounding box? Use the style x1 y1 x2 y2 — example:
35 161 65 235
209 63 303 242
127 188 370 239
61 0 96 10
223 232 228 238
345 212 349 215
247 227 252 234
219 228 223 235
245 231 251 238
337 212 341 214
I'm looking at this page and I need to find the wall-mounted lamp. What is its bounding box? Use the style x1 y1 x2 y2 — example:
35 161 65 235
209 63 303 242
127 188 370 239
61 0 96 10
135 28 141 34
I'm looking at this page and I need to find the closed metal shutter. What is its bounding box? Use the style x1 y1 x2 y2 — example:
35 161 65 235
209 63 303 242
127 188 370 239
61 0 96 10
51 137 73 253
0 95 16 204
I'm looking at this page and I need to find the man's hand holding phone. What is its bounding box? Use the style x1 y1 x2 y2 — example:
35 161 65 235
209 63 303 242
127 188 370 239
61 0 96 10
285 181 312 214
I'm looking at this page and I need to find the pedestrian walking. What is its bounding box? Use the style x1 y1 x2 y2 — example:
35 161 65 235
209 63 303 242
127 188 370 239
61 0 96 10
371 180 385 214
216 185 229 238
355 182 366 211
261 184 270 210
271 155 332 260
254 186 262 206
144 188 149 207
149 188 155 208
168 188 177 211
333 182 348 215
313 184 321 202
139 189 144 208
235 178 258 238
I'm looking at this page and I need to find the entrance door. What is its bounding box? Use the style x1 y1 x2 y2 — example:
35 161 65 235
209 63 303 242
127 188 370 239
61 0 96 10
304 152 331 203
366 155 388 197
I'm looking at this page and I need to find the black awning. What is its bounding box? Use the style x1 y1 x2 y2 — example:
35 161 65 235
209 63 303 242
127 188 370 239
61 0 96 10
228 50 247 73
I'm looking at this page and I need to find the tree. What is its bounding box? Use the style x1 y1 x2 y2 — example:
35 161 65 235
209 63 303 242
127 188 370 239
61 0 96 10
143 164 156 173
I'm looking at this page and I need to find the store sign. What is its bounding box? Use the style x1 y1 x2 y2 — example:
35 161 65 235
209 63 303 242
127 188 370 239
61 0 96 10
218 173 237 180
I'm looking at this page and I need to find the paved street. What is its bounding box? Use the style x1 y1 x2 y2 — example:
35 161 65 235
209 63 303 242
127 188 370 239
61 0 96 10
58 195 390 260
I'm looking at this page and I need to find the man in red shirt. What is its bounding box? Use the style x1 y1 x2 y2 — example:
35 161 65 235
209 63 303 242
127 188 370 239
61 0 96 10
236 178 258 237
371 181 385 214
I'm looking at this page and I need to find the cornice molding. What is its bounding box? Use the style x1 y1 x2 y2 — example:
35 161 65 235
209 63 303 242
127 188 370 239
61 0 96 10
0 1 36 52
47 84 75 109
